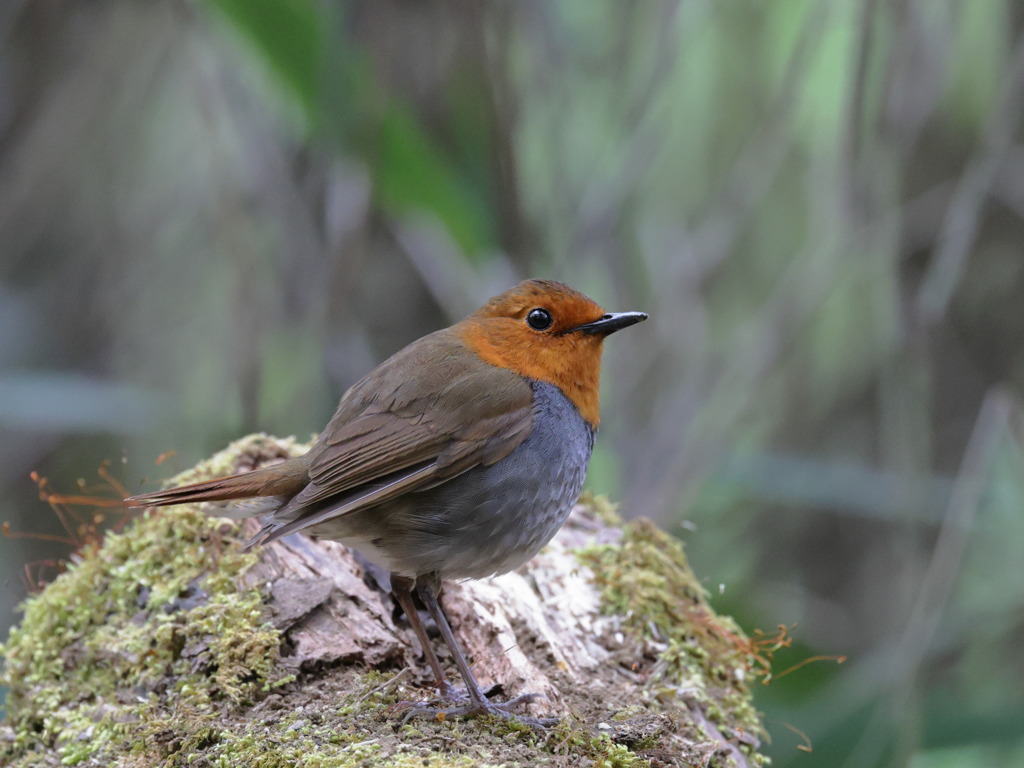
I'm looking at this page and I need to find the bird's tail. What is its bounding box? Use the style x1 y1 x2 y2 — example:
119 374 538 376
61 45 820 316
124 457 309 509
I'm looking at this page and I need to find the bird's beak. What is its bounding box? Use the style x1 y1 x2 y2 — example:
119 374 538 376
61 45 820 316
571 311 649 336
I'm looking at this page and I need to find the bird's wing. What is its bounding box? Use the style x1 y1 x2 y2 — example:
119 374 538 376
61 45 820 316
252 331 535 544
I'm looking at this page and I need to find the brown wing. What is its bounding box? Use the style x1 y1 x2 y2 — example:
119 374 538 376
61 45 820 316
255 329 534 542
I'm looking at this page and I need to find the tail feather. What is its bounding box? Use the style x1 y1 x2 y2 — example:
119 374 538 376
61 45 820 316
125 458 309 508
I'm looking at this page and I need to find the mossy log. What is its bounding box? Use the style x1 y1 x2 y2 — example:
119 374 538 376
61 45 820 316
1 435 767 768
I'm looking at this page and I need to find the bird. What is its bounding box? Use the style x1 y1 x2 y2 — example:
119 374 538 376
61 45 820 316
125 278 647 724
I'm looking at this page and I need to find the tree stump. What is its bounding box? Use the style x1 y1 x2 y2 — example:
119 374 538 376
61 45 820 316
1 434 769 767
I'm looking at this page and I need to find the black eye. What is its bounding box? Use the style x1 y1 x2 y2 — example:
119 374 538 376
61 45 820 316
526 308 553 330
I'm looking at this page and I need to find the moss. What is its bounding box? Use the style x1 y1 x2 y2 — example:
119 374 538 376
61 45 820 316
577 517 767 759
531 720 652 768
2 436 765 767
577 490 623 527
0 436 299 768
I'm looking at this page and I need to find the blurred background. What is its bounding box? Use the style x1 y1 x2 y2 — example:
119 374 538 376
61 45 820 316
2 1 1024 765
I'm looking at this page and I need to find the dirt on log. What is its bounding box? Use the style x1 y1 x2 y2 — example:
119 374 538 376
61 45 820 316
1 434 770 768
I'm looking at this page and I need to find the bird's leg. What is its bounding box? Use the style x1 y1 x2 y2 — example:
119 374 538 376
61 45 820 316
401 574 558 727
390 573 456 699
414 578 490 710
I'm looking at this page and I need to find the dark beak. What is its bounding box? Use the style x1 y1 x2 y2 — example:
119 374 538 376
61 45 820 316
571 311 649 336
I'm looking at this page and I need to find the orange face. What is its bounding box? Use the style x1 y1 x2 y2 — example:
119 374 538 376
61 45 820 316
456 280 615 428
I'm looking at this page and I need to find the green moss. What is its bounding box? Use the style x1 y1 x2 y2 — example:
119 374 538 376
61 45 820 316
2 437 764 767
577 517 767 756
0 436 297 767
577 490 623 527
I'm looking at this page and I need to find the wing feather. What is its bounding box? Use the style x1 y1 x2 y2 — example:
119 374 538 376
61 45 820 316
250 460 438 547
260 329 535 535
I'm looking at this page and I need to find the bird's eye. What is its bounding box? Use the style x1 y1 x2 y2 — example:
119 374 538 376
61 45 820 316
526 308 553 330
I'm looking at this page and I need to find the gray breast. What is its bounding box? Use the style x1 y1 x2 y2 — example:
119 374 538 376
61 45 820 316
311 380 595 580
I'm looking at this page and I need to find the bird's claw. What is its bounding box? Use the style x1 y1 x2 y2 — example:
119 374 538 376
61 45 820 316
395 691 558 728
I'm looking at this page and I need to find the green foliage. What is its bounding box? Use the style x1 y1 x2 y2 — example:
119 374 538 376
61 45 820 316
373 104 495 255
208 0 327 122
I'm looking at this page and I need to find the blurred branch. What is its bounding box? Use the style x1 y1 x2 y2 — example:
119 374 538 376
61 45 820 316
896 389 1012 664
841 388 1015 768
0 5 175 255
845 0 878 168
992 144 1024 217
389 214 517 321
567 2 686 263
691 0 833 274
915 29 1024 324
627 2 837 518
841 0 881 220
713 450 953 523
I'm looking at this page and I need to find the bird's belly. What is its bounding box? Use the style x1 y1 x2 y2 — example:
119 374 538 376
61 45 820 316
308 381 595 580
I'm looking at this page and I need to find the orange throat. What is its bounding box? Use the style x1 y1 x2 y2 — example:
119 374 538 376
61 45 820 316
458 321 604 429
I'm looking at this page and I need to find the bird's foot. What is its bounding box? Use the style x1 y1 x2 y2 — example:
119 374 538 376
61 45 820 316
396 691 558 728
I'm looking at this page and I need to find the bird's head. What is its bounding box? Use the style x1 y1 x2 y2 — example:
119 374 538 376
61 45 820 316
456 279 647 428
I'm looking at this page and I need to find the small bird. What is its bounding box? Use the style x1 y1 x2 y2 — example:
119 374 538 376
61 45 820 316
126 279 647 723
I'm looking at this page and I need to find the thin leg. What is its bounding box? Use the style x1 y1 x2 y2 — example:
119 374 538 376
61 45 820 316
415 579 490 709
407 575 558 727
390 573 453 698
